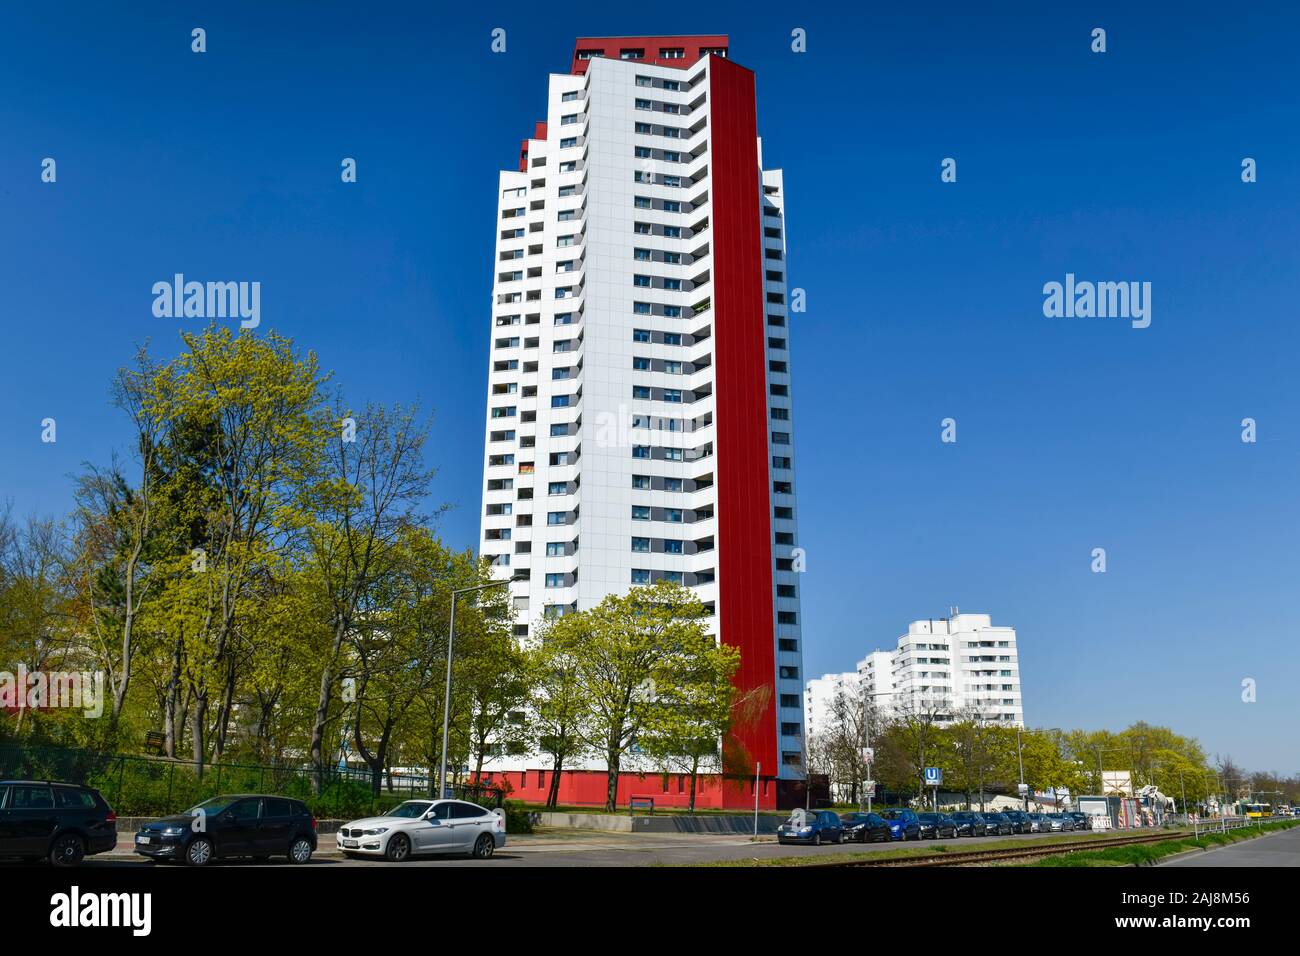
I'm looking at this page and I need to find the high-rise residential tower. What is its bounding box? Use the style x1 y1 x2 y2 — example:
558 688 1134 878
479 36 805 809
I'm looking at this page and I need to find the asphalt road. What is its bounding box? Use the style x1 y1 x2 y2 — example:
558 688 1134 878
4 826 1133 868
1159 824 1300 867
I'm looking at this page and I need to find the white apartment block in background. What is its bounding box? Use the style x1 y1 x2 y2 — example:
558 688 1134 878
478 36 806 810
803 672 858 741
804 612 1024 741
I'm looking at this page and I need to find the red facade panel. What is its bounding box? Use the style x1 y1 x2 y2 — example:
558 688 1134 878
708 56 778 805
570 35 728 74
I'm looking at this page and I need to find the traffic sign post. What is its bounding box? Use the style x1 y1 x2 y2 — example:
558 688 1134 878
924 768 943 811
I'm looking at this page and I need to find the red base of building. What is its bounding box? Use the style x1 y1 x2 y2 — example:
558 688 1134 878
473 769 815 811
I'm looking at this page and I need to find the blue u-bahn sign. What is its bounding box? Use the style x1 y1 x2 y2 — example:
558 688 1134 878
924 767 943 787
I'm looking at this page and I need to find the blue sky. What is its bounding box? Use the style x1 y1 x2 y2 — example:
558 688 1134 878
2 2 1297 773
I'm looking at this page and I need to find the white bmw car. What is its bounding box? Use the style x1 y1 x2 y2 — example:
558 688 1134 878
336 799 506 861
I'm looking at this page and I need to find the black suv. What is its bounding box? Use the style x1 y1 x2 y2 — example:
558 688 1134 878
135 794 317 866
0 780 118 865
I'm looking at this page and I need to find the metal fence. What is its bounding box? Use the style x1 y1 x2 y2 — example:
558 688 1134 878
0 743 503 817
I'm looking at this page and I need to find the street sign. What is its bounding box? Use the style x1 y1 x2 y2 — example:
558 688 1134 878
861 747 874 763
862 781 876 796
1017 783 1029 796
923 767 943 786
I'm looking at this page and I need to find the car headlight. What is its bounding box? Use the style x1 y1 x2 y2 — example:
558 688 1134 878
363 827 389 836
161 826 185 836
799 827 812 834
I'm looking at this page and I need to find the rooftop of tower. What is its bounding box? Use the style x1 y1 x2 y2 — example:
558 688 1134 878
569 35 728 74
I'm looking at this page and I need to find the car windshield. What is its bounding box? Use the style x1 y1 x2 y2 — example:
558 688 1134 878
840 814 866 824
388 801 433 819
918 814 938 822
882 810 904 819
785 809 815 827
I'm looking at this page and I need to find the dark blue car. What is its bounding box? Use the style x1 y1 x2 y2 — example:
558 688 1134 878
880 808 921 841
776 810 843 845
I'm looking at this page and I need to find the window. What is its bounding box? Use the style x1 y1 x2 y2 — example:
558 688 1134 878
663 305 682 318
664 508 683 522
633 328 651 343
631 569 651 584
634 196 652 209
778 611 797 625
548 481 567 495
659 47 684 59
663 251 681 264
779 666 800 680
631 537 650 552
634 248 652 261
635 98 652 110
662 389 683 403
547 512 566 526
559 137 577 148
663 332 682 345
636 75 653 87
554 312 574 325
545 542 565 557
621 48 645 59
632 505 651 520
663 80 681 91
663 278 681 291
772 431 790 444
634 222 652 235
663 477 683 492
663 539 683 554
635 122 654 135
549 423 568 436
663 150 680 161
771 407 789 420
562 90 580 102
545 573 565 588
780 694 799 708
663 225 681 238
632 386 651 400
633 301 652 314
662 175 681 188
663 360 683 374
663 447 683 462
550 395 571 408
633 356 650 370
560 113 580 126
632 445 651 459
632 474 651 489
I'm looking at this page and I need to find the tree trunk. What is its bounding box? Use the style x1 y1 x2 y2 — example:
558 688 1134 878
605 742 621 813
191 694 208 778
546 753 565 809
310 619 348 795
688 755 700 813
163 637 183 758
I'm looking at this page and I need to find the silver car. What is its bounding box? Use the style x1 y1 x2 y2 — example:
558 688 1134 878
337 799 506 861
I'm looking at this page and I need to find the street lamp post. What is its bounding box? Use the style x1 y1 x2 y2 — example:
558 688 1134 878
437 579 510 800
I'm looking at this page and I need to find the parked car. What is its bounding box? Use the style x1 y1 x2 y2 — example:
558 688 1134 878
1002 810 1031 833
880 808 922 841
338 799 506 860
0 780 118 866
777 809 843 845
839 812 891 843
917 812 957 839
1067 812 1091 831
1043 812 1075 832
1025 812 1048 833
136 794 317 866
982 811 1014 836
948 811 985 837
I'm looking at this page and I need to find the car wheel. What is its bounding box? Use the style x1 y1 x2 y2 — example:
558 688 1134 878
385 833 411 862
49 834 85 867
185 837 214 867
472 834 495 859
289 837 313 864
